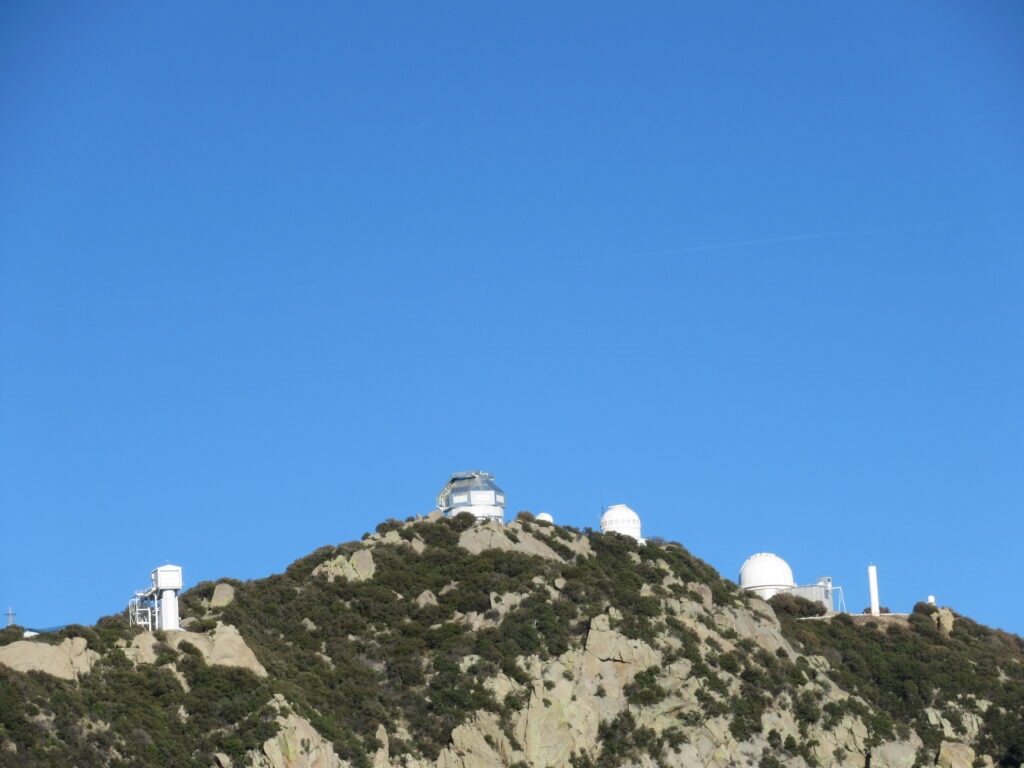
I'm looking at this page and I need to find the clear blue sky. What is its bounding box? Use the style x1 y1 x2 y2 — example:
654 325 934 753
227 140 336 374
2 3 1022 635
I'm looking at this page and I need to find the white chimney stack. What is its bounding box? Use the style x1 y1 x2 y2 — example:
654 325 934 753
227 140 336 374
868 565 880 616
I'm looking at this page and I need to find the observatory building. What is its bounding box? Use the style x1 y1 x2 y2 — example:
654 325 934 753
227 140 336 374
535 513 554 524
739 553 840 612
128 565 183 632
600 504 645 543
436 471 505 522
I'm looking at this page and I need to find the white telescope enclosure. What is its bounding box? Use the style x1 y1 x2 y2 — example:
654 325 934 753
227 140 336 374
739 553 796 601
437 471 506 522
600 504 645 543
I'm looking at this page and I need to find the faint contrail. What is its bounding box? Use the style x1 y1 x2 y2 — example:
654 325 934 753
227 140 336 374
54 284 320 311
561 219 968 265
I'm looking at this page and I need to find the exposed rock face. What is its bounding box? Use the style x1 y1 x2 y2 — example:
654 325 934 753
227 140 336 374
312 548 376 583
935 606 956 636
458 520 562 561
125 622 267 677
415 589 438 608
249 695 343 768
210 582 236 608
0 515 1013 768
0 637 98 680
938 741 975 768
872 737 923 768
437 711 523 768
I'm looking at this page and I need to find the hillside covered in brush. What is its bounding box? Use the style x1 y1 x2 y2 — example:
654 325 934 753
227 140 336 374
0 512 1021 768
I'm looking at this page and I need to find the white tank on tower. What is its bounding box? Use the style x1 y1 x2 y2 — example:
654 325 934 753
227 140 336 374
153 565 183 631
739 553 796 600
436 471 505 522
600 504 644 542
128 564 183 632
535 513 554 524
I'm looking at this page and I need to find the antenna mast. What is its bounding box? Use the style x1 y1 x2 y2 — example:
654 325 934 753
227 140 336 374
5 607 14 627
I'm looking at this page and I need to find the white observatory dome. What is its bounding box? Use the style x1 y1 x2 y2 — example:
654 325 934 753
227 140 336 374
600 504 643 541
738 553 796 600
535 513 554 524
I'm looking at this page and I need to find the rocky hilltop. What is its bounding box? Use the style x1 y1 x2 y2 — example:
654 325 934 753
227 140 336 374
0 513 1021 768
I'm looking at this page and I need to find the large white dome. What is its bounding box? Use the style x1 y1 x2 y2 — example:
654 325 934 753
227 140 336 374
535 513 554 524
739 553 795 600
600 504 642 540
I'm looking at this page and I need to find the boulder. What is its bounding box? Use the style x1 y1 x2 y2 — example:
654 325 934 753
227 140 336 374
872 739 921 768
372 724 390 768
210 583 236 608
127 623 268 677
937 741 975 768
438 711 523 768
458 520 562 561
311 549 376 583
0 637 98 681
935 607 956 636
415 590 438 608
249 698 342 768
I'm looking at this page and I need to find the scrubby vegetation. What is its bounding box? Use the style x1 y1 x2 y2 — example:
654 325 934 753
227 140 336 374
0 512 1021 768
774 601 1024 767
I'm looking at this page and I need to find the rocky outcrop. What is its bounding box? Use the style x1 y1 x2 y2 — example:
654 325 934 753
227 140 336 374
248 695 342 768
210 582 236 608
458 520 562 561
0 637 98 680
437 711 523 768
415 590 438 608
871 737 923 768
312 548 376 583
934 607 956 636
126 622 267 677
937 741 975 768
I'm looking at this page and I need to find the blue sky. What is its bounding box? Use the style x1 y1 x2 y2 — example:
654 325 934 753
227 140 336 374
1 3 1022 635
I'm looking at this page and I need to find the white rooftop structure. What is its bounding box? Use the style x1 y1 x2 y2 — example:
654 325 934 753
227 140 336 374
600 504 644 542
436 471 505 522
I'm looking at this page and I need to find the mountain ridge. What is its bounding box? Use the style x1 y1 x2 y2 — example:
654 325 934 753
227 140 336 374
0 512 1021 768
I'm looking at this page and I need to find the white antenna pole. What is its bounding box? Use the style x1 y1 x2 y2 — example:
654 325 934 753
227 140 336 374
5 607 13 627
868 565 880 616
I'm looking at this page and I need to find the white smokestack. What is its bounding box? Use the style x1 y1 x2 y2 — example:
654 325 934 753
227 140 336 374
159 590 180 631
868 565 880 616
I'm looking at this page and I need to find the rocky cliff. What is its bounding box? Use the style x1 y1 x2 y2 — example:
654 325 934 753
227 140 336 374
0 513 1021 768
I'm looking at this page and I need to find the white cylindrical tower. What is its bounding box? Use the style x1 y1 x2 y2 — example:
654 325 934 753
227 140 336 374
152 565 183 631
599 504 643 541
738 553 796 601
868 565 880 617
160 590 180 631
927 595 936 605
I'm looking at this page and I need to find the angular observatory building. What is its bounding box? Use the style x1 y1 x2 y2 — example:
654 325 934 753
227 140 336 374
436 471 506 522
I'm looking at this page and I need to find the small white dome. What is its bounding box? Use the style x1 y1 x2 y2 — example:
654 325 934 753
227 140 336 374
535 513 554 523
738 553 795 600
600 504 642 540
